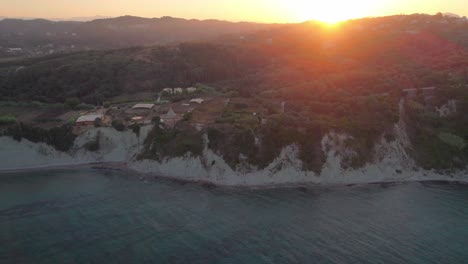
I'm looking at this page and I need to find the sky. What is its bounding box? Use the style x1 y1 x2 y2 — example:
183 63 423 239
1 0 467 23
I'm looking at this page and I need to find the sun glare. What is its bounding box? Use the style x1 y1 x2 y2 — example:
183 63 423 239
288 0 377 23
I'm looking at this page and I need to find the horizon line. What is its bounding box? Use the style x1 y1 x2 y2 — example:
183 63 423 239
0 12 466 24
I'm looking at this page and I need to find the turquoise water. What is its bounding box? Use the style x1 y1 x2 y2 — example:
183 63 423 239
1 169 468 263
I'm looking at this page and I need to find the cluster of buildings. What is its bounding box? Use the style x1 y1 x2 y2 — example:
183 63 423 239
162 87 198 95
0 47 24 56
402 87 437 101
75 97 206 129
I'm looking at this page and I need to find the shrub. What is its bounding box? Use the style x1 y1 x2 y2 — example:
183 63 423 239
0 115 16 126
234 103 248 110
94 118 102 127
438 133 466 150
182 112 193 121
152 116 161 124
77 103 95 110
129 123 141 136
65 97 80 109
139 125 203 160
111 120 125 131
5 123 76 152
84 132 100 152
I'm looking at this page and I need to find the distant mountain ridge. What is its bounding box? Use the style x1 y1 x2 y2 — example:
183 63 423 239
54 16 113 22
0 15 278 54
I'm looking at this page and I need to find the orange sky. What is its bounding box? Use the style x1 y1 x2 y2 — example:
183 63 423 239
1 0 467 22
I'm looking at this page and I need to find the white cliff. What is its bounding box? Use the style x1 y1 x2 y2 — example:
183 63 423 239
0 126 152 171
0 103 466 186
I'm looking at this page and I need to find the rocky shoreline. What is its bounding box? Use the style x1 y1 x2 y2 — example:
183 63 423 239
1 160 467 190
0 124 466 188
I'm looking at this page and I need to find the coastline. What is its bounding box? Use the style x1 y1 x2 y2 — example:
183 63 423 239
1 161 467 189
0 127 466 189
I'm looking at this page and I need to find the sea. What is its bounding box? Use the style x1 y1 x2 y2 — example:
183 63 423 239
1 168 467 263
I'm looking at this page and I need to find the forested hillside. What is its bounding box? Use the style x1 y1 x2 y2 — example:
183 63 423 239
2 14 468 104
0 44 265 103
0 16 275 56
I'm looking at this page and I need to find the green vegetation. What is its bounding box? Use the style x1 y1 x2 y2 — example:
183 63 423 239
111 120 126 132
198 94 398 171
129 123 141 136
109 93 156 105
84 132 100 152
152 116 161 124
94 118 102 128
65 98 80 110
139 124 203 161
182 112 193 122
332 96 400 168
0 100 93 111
438 133 466 150
404 87 468 170
0 115 16 125
207 125 258 169
195 84 224 96
0 43 255 104
207 112 326 173
3 123 76 152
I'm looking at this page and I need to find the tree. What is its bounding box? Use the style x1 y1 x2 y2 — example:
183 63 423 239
94 118 102 127
152 116 161 124
111 120 125 131
65 97 80 109
182 112 193 121
0 115 16 126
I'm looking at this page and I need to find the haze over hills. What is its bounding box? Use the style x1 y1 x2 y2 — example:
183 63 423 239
2 13 468 103
1 12 466 59
0 15 278 57
0 16 112 21
52 16 113 22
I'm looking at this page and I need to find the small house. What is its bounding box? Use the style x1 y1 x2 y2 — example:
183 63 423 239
186 87 197 93
161 108 180 127
436 100 458 117
162 88 173 95
402 88 418 98
174 88 184 94
402 87 437 101
132 103 155 110
421 87 437 96
7 48 22 53
190 98 205 104
76 114 103 126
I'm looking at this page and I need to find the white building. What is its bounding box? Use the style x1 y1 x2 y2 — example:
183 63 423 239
7 48 22 53
174 88 184 94
190 98 205 104
76 114 103 125
186 87 197 93
132 103 155 110
161 108 180 127
162 88 173 94
437 100 458 117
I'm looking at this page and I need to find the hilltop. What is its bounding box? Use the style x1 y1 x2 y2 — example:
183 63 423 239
0 15 278 58
2 13 468 103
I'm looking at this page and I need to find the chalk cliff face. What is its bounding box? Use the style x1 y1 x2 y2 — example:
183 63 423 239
0 118 466 186
130 127 467 186
0 126 152 170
